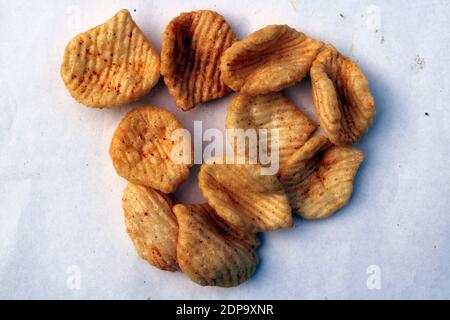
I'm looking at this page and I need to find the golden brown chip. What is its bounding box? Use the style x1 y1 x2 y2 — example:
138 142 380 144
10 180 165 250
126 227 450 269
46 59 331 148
161 10 237 111
310 45 375 145
110 106 191 193
279 136 364 219
173 203 259 287
61 9 160 108
123 183 179 271
226 92 316 173
198 158 292 232
220 24 323 95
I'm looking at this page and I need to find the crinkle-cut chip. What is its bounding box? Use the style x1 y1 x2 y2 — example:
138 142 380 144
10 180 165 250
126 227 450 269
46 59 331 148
61 9 160 108
310 45 375 145
173 203 259 287
279 136 364 219
122 183 179 271
198 158 292 232
161 10 237 111
226 92 316 173
110 106 191 193
220 24 323 95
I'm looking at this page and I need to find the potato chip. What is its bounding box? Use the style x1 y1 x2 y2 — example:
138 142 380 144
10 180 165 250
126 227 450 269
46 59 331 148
279 136 364 219
310 45 375 145
198 158 292 232
110 106 191 193
123 183 179 271
173 203 258 287
161 10 237 111
61 9 160 108
220 24 323 95
226 92 316 173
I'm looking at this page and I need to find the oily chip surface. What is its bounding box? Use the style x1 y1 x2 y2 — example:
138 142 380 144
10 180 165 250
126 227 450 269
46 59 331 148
61 9 160 108
173 203 259 287
110 106 191 193
220 24 323 95
311 45 375 145
226 92 316 173
123 183 179 271
198 158 292 232
280 136 364 219
161 10 237 111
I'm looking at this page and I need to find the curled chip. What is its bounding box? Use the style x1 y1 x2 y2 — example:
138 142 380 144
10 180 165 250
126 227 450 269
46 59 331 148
123 183 179 271
279 136 364 219
220 24 323 95
110 106 191 193
198 158 292 232
310 45 375 145
226 92 316 173
173 203 259 287
61 9 160 108
161 10 237 111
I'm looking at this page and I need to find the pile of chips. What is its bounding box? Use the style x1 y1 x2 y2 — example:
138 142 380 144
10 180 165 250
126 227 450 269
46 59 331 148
61 9 375 287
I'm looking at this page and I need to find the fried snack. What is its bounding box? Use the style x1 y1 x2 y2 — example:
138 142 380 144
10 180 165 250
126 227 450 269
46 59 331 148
173 203 259 287
198 158 292 232
220 25 323 95
226 92 316 173
110 106 191 193
279 136 364 219
61 9 160 108
310 45 375 145
161 10 237 111
123 183 179 271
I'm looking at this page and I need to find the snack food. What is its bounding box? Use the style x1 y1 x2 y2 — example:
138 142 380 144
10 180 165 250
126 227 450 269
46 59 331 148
173 203 259 287
161 10 237 111
220 24 323 95
226 92 316 173
310 45 375 145
110 106 191 193
279 136 364 219
198 158 292 232
123 183 179 271
61 9 160 108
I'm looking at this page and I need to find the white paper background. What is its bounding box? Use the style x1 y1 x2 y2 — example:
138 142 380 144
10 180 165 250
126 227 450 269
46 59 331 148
0 0 449 299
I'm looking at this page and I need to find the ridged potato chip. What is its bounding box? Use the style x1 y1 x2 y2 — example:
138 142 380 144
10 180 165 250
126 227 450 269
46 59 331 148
279 136 364 219
110 106 191 193
61 9 160 108
226 92 316 173
198 159 292 232
123 183 179 271
161 10 237 111
310 45 375 145
220 24 323 95
173 203 259 287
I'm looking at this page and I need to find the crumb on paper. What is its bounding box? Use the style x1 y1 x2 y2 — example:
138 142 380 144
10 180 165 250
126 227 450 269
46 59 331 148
289 0 297 12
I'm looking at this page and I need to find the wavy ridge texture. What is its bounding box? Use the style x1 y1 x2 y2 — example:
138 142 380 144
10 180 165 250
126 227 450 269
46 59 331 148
311 45 375 145
220 24 323 95
61 9 160 108
161 10 237 111
123 183 179 271
173 203 258 287
280 136 364 219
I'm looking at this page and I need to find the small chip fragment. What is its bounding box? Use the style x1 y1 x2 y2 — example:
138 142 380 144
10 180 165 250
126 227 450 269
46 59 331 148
279 136 364 219
220 24 323 95
226 92 316 173
161 10 238 111
61 9 161 108
173 203 259 287
123 183 179 271
310 45 375 145
110 106 191 193
198 158 292 232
